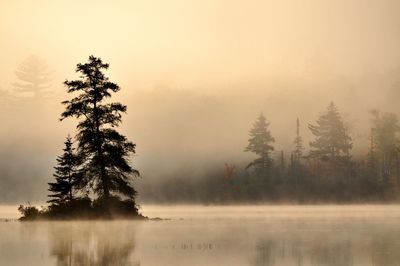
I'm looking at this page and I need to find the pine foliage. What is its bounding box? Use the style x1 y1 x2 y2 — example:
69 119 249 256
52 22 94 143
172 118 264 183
245 113 275 172
308 102 352 160
61 56 139 202
48 136 80 204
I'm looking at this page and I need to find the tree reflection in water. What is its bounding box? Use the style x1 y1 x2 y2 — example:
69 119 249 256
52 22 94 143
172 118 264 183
49 222 139 266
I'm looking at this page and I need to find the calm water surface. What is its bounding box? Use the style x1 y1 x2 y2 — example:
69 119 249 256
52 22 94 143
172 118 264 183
1 205 400 266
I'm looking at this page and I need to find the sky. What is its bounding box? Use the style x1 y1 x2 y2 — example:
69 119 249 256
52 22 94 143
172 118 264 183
0 0 400 203
1 0 400 88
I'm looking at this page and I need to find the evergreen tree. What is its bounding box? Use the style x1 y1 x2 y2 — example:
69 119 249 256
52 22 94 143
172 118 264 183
370 110 400 184
61 56 139 204
308 102 352 161
48 136 79 205
13 55 52 99
366 128 379 178
290 118 306 185
245 113 275 173
293 118 304 162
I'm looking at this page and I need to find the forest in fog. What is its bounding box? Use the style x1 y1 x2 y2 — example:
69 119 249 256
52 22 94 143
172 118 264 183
143 103 400 203
0 54 400 204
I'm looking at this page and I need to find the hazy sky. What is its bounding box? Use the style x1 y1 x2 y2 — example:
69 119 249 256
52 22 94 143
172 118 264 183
1 0 400 89
1 0 400 203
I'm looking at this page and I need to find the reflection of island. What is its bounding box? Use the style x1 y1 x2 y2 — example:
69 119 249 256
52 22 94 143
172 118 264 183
49 222 139 266
252 224 400 266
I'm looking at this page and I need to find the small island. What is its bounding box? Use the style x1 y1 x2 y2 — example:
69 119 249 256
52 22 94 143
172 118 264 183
19 56 144 220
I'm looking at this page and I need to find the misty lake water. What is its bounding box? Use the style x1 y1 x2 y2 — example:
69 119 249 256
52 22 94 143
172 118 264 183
1 205 400 266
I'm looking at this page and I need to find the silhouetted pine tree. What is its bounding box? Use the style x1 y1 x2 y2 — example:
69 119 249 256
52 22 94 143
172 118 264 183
245 112 275 174
61 56 139 205
48 136 79 205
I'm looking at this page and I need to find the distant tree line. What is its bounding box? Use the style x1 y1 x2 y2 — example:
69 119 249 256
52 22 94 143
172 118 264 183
149 102 400 203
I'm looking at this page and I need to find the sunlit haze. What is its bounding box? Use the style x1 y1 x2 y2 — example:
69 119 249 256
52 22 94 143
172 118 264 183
0 0 400 203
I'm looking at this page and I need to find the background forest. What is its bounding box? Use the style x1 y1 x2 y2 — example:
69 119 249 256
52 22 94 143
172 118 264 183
145 104 400 203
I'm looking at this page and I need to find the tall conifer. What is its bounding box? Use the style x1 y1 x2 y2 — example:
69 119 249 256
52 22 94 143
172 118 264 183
245 113 275 173
61 56 139 204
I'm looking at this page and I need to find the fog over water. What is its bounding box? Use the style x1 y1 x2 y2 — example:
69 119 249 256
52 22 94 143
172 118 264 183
0 0 400 203
1 1 400 265
1 205 400 265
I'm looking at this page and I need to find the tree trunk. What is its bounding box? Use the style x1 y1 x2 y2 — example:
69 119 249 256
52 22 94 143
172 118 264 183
93 90 110 201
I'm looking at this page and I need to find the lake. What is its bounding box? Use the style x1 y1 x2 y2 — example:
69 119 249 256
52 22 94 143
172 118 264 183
1 205 400 265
